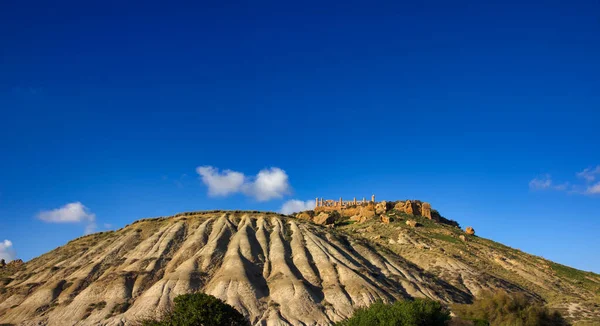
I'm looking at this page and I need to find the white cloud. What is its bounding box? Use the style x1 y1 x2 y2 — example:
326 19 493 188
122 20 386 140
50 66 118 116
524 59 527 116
585 182 600 195
529 175 552 190
529 174 567 190
529 167 600 196
243 167 291 201
196 166 291 201
37 202 97 234
0 240 16 262
280 199 314 215
196 166 245 197
577 166 600 183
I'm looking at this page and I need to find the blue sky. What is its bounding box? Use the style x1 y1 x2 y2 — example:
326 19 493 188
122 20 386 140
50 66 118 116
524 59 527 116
1 0 599 272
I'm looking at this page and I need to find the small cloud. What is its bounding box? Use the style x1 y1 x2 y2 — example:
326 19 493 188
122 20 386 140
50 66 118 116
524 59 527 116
585 182 600 195
577 166 600 183
243 167 291 201
37 202 97 234
529 174 553 190
529 174 569 191
280 199 314 215
530 166 600 196
0 240 16 262
103 223 113 229
196 166 291 201
196 166 245 197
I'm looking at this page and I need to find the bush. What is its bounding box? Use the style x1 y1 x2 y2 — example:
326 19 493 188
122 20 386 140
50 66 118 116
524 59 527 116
140 293 250 326
452 291 569 326
336 298 451 326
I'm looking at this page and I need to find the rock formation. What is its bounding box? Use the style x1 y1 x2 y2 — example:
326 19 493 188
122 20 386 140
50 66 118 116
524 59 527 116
375 201 388 215
395 200 424 216
296 211 313 221
465 226 475 235
314 212 335 225
421 202 432 219
406 220 418 227
381 215 390 224
348 206 376 223
403 201 414 215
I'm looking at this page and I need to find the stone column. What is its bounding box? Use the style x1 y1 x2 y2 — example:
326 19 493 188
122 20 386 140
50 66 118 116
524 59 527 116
371 194 375 203
339 197 343 207
315 198 319 207
353 197 356 205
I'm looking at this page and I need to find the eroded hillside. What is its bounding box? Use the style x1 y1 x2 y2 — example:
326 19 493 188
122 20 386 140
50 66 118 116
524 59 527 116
0 212 469 326
0 210 598 325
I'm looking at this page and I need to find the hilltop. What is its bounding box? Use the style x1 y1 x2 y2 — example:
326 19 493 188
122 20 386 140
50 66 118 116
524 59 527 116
0 207 599 325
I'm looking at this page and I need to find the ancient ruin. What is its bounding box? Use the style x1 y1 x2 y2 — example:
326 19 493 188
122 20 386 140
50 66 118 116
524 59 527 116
315 194 375 209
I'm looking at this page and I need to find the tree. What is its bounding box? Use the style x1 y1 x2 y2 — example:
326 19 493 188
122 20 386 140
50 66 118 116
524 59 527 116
141 293 250 326
336 298 451 326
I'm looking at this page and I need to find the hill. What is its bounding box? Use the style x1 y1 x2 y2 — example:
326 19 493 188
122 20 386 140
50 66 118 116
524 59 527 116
0 209 599 325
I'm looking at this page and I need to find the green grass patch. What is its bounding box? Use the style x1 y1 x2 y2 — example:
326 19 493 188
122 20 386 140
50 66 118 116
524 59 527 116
429 233 462 245
550 262 600 288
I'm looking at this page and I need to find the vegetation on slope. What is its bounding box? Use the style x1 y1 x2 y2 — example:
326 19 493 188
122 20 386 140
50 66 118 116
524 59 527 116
452 291 569 326
335 298 450 326
140 292 249 326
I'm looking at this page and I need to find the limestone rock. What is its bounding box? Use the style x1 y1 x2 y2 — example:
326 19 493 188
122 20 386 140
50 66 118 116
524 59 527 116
375 201 388 215
350 215 364 223
296 211 313 221
360 206 375 219
381 215 390 224
394 201 405 211
7 259 23 267
459 235 467 242
314 212 335 225
465 226 475 235
349 206 376 223
406 220 418 227
404 200 414 215
421 202 432 219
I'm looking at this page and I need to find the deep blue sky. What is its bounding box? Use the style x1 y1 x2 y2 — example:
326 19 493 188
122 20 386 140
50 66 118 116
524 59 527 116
1 1 599 272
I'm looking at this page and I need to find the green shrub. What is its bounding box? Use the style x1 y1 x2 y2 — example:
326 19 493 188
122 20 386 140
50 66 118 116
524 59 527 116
336 298 450 326
140 293 249 326
452 291 569 326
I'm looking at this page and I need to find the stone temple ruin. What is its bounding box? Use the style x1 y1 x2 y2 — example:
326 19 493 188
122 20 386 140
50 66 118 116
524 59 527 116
315 194 376 209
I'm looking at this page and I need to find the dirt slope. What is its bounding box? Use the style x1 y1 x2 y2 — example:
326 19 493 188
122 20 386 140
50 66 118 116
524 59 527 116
0 210 598 325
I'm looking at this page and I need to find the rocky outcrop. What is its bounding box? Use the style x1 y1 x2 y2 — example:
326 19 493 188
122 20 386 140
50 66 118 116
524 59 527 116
314 212 335 225
406 220 418 227
296 211 313 221
465 227 475 235
459 235 467 242
392 201 458 228
375 201 389 215
381 215 390 224
421 202 432 219
349 206 376 223
395 200 424 216
398 200 414 215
